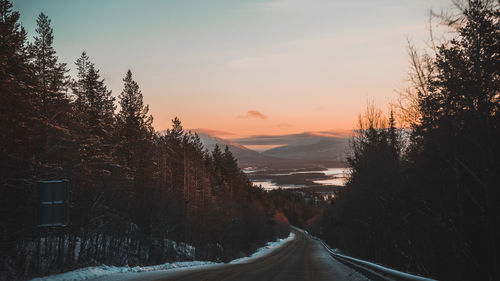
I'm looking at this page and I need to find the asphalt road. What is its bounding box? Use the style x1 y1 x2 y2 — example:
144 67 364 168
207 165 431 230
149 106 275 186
132 229 370 281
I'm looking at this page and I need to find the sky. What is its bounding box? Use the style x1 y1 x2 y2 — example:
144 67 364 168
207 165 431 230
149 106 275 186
14 0 452 138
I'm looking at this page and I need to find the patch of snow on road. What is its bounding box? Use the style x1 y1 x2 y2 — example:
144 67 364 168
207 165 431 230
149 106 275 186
230 232 295 264
29 232 295 281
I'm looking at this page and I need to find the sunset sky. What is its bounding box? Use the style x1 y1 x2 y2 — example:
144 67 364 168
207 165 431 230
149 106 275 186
15 0 451 138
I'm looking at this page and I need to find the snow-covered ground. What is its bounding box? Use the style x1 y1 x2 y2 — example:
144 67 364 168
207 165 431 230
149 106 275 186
30 232 295 281
230 232 295 264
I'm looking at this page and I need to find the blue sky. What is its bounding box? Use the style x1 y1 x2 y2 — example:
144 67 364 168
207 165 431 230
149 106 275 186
14 0 452 136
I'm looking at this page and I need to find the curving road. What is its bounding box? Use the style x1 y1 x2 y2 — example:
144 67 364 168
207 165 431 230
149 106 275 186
130 229 370 281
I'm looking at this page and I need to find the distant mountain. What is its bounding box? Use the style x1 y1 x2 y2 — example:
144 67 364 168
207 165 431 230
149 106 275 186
184 130 349 168
262 138 348 160
195 132 275 163
233 132 349 161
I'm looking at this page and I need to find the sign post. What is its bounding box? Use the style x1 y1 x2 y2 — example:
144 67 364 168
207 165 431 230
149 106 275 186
38 179 69 227
38 179 69 273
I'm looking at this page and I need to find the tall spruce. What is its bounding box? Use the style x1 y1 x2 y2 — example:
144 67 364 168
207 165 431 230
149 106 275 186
72 52 115 139
412 1 500 279
115 70 153 180
70 52 117 224
0 1 38 279
29 12 69 120
72 52 91 120
28 12 70 167
0 0 35 177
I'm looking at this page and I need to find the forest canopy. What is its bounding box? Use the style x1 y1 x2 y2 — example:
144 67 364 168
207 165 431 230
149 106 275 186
317 1 499 280
0 1 298 280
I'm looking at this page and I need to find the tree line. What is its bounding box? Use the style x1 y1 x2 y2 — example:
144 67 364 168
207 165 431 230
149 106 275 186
0 1 292 280
316 1 499 280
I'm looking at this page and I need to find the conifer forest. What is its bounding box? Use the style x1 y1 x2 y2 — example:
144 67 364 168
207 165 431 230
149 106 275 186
1 1 499 281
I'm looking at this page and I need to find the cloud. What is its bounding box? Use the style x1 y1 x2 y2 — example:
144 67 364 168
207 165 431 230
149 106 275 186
311 130 354 137
243 144 285 152
191 128 237 138
238 110 268 120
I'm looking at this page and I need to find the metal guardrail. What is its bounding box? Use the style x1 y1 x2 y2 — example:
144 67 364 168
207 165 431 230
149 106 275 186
294 227 437 281
319 240 437 281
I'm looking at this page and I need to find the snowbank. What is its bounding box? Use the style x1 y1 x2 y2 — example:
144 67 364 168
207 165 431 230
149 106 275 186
28 261 218 281
230 232 295 264
29 232 295 281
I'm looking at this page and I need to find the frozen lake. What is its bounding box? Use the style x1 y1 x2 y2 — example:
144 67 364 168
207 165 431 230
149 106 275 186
250 168 350 190
312 168 349 186
251 180 306 191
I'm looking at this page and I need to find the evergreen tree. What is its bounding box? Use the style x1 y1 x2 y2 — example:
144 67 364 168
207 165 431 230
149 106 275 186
387 109 400 157
28 12 71 168
69 53 118 239
411 1 500 279
115 70 154 230
115 69 153 172
0 0 36 177
72 52 115 139
72 52 91 118
29 13 68 111
0 2 38 279
319 2 499 280
171 116 183 136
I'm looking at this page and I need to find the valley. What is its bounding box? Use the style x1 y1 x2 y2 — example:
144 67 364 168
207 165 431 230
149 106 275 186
196 130 349 196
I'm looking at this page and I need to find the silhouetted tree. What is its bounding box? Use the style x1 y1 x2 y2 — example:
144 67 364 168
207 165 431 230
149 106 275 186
72 52 115 138
28 12 71 165
319 1 499 280
0 1 39 279
115 69 153 177
408 1 500 279
0 3 291 280
0 0 36 179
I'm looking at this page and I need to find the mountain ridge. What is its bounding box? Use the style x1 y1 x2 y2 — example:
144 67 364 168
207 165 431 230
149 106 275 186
190 130 349 166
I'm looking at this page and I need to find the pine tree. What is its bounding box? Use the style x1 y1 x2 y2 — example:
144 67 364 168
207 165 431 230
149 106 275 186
72 51 91 117
70 53 117 228
387 109 400 162
115 70 153 169
0 1 38 278
212 144 223 173
168 116 184 141
29 12 69 118
0 0 36 176
72 52 115 139
412 1 500 279
28 12 71 166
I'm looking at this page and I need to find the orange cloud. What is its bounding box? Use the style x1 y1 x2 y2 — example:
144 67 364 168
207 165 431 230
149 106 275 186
191 128 237 138
238 110 268 120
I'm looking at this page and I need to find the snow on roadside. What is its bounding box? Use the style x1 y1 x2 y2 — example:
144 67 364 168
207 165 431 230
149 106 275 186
28 261 218 281
29 232 295 281
230 232 295 264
